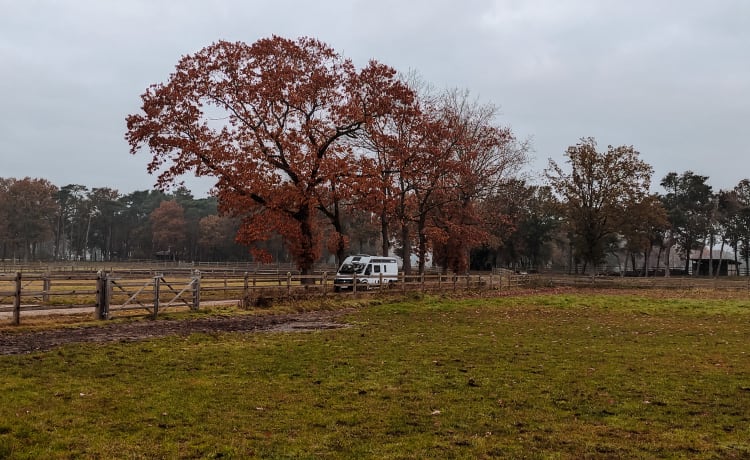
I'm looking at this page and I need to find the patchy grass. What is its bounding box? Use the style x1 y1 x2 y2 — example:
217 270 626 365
1 290 750 458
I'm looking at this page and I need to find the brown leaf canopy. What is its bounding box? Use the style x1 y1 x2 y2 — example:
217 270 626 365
126 36 413 270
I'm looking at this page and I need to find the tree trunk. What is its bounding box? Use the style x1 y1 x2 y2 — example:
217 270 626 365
417 215 427 275
418 234 427 275
400 221 412 275
84 213 92 261
380 209 390 257
54 210 64 260
695 242 705 277
655 246 663 272
296 204 317 285
568 241 574 275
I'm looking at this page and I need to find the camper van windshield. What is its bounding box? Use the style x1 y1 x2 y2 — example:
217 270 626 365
339 263 365 274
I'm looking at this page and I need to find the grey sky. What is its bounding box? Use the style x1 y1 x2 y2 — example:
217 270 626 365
1 0 748 196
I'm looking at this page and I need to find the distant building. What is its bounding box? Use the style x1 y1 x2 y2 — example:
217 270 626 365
689 249 741 276
602 246 742 276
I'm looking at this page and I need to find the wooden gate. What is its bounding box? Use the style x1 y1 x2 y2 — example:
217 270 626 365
96 271 201 319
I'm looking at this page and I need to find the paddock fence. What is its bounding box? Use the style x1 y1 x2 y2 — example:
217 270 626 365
4 267 750 325
0 268 526 325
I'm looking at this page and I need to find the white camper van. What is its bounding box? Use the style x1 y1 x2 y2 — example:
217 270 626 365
333 254 399 291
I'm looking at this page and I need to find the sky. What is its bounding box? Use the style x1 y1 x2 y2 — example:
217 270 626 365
1 0 748 197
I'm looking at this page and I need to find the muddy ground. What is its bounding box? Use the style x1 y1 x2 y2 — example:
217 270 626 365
0 310 350 355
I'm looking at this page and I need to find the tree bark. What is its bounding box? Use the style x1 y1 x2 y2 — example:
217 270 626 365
400 221 412 275
296 204 317 284
380 209 390 257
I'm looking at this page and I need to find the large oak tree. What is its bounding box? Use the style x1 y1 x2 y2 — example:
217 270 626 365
126 36 412 277
546 138 653 273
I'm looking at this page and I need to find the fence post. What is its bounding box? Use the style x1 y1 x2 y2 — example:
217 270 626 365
192 270 201 311
243 272 249 302
323 272 328 295
12 272 21 326
153 275 161 319
43 271 51 303
106 273 113 314
287 272 292 296
379 272 384 291
95 271 110 320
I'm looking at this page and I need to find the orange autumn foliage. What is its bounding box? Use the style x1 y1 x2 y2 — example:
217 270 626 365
126 36 413 275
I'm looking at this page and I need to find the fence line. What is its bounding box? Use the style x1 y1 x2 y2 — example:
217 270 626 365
0 270 527 324
4 270 750 325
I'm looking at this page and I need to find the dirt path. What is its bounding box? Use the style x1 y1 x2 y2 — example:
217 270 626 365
0 310 350 355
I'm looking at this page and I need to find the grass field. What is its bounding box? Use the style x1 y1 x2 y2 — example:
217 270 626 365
1 289 750 458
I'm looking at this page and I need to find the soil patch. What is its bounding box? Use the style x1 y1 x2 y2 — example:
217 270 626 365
0 310 350 355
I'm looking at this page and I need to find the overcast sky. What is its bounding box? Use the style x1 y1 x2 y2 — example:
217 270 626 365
1 0 748 197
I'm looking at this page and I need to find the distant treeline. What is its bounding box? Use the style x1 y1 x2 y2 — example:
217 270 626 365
0 179 254 262
3 165 750 277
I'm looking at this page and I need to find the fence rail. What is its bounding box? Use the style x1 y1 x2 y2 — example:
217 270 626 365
4 269 750 325
0 270 527 325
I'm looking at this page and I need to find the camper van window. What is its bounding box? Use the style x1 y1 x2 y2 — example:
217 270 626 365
374 265 381 273
339 263 365 274
365 264 372 275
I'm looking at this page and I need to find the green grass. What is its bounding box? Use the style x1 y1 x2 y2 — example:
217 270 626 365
2 291 750 458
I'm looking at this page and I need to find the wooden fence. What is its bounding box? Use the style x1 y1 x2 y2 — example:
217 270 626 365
0 269 526 325
5 268 749 325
